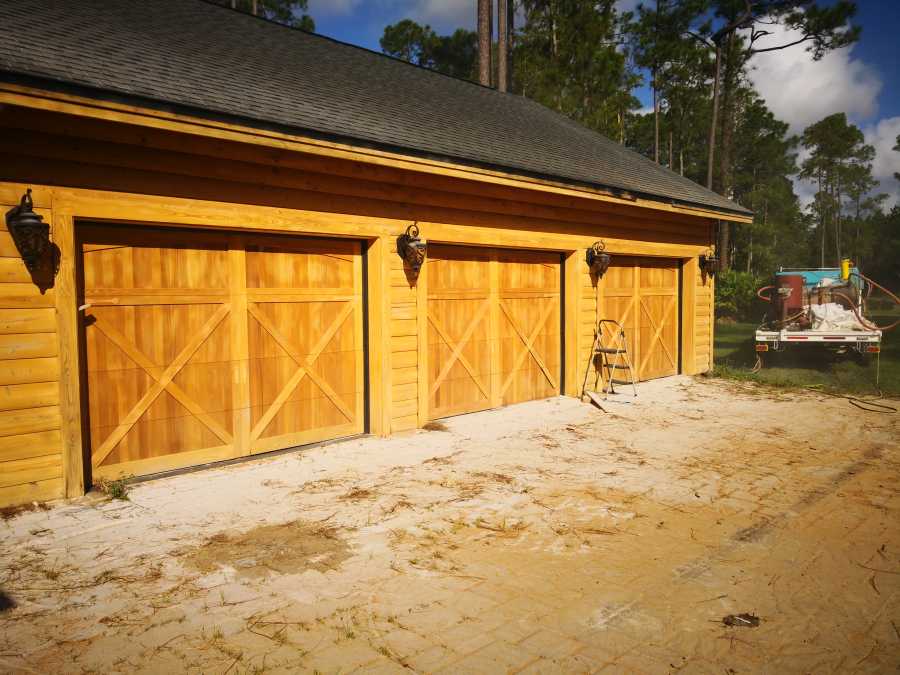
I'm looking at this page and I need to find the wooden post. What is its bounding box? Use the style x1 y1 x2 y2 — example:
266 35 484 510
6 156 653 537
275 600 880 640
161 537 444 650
681 256 697 375
564 251 580 397
54 211 85 498
366 236 391 436
416 254 429 427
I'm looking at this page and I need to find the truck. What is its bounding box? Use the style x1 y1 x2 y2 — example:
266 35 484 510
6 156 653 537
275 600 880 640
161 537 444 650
754 261 882 359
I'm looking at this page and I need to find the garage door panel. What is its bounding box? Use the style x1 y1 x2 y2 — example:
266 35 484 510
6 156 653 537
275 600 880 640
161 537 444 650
82 226 364 480
427 245 561 420
427 294 492 419
638 294 678 380
497 293 559 406
599 257 679 384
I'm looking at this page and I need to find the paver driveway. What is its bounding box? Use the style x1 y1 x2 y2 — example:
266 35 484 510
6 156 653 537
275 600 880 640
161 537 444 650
1 376 898 673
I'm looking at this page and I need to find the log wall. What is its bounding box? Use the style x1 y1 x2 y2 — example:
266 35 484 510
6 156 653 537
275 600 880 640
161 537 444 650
0 99 724 508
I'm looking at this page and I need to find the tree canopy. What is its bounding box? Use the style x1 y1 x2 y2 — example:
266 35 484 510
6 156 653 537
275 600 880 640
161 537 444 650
212 0 314 31
380 20 478 80
377 2 898 286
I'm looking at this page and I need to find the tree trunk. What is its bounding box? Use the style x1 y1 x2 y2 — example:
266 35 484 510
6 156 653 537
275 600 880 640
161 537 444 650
652 72 659 164
498 0 509 92
668 130 674 169
747 228 752 273
834 170 842 263
717 220 730 272
718 31 737 198
478 0 492 87
818 170 826 267
251 0 257 15
508 0 515 89
706 42 722 191
715 33 740 272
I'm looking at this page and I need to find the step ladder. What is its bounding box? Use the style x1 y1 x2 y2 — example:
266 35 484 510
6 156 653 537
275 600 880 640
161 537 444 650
581 319 638 402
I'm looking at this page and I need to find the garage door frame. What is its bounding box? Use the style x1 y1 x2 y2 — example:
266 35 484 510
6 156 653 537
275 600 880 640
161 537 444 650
595 255 683 383
75 222 371 484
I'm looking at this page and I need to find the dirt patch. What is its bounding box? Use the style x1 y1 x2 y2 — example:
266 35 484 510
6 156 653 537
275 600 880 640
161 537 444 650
184 521 351 579
0 501 52 520
340 486 376 501
422 421 450 432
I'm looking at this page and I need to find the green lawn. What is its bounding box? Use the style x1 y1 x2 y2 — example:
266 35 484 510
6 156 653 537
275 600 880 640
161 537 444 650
712 312 900 397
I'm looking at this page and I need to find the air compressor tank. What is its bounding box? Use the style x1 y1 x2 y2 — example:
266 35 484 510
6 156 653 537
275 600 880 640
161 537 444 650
776 274 805 322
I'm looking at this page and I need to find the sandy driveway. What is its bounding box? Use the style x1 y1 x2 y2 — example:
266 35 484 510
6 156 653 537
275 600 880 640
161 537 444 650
1 376 898 674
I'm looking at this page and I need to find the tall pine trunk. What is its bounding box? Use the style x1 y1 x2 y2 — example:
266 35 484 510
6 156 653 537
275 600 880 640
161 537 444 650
498 0 509 92
715 33 739 271
706 42 721 191
653 74 659 163
478 0 492 87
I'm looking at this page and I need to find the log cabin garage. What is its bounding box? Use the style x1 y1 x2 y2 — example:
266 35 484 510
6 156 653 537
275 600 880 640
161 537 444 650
0 0 751 507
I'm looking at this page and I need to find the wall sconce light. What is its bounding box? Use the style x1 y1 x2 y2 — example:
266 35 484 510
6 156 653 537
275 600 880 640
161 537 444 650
700 249 718 276
585 240 611 277
397 223 427 277
5 189 58 277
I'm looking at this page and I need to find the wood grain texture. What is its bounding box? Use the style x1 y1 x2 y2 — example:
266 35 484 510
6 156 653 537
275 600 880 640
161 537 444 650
0 84 752 224
425 245 561 421
80 224 364 480
54 212 85 498
596 257 680 383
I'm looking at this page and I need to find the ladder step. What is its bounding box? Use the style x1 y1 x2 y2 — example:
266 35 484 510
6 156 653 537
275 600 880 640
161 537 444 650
609 378 634 385
596 348 625 354
604 363 631 369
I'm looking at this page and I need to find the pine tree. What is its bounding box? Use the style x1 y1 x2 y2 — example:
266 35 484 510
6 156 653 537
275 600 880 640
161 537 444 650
214 0 314 30
380 21 478 81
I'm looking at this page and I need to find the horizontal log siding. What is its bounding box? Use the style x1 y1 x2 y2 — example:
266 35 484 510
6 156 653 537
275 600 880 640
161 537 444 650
0 188 64 507
0 107 722 506
696 265 714 372
389 243 419 432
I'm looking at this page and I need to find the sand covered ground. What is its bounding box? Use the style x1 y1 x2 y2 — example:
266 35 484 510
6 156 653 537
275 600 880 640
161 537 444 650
1 376 898 673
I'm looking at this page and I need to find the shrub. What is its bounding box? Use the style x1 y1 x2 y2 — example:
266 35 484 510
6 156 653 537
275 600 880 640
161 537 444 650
715 269 766 322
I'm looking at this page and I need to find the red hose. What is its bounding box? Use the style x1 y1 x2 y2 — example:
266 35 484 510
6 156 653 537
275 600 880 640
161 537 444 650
757 285 774 302
853 271 900 306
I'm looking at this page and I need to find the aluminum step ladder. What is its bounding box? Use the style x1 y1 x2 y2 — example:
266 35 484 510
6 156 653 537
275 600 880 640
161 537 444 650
581 319 638 403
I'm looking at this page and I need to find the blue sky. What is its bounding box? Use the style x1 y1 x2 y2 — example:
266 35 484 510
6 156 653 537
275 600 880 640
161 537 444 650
306 0 900 204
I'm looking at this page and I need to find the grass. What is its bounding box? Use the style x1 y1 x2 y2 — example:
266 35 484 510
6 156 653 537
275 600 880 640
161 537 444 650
712 311 899 397
97 476 131 501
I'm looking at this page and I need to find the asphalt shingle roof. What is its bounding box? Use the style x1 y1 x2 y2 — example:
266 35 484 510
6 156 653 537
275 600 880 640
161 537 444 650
0 0 751 217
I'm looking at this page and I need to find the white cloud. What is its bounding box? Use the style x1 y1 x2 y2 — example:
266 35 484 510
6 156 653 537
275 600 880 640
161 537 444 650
794 118 900 212
407 0 474 27
864 116 900 209
747 22 882 134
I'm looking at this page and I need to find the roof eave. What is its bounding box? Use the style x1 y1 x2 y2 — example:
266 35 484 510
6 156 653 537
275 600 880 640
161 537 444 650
0 72 754 223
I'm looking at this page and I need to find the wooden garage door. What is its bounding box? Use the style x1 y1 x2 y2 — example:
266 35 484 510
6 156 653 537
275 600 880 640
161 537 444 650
426 245 561 420
599 257 680 382
81 225 364 481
